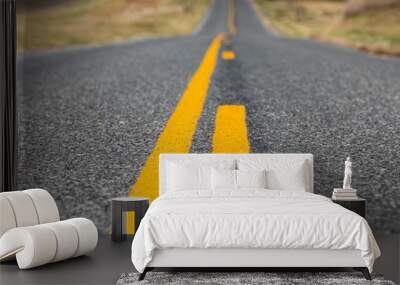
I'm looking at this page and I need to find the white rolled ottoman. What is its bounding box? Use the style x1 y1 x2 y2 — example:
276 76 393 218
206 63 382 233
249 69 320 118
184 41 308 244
0 189 98 269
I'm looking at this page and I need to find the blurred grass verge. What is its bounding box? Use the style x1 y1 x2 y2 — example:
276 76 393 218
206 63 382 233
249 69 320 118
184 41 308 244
17 0 210 53
253 0 400 57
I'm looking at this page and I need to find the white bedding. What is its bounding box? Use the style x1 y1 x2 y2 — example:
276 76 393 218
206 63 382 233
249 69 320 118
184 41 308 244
131 190 380 273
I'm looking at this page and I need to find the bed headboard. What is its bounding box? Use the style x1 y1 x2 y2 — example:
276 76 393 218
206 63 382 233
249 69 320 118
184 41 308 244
159 153 314 195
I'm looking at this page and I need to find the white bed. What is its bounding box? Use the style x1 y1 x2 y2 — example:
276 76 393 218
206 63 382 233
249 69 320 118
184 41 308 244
131 154 380 280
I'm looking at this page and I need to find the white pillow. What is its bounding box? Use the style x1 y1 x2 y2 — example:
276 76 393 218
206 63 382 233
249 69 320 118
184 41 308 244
167 163 210 191
211 168 236 190
238 159 307 191
167 159 236 170
236 169 267 189
166 159 236 192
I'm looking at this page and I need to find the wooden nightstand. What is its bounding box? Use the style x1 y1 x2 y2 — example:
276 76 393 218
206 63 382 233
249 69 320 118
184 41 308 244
332 198 366 218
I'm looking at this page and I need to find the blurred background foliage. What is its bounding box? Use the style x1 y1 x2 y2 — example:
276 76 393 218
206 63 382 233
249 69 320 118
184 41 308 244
254 0 400 56
17 0 210 52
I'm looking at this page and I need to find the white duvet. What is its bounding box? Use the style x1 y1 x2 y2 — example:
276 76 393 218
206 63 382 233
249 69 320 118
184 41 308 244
131 190 380 273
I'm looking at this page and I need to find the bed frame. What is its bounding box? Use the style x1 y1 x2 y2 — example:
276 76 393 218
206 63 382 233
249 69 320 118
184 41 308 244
139 154 371 280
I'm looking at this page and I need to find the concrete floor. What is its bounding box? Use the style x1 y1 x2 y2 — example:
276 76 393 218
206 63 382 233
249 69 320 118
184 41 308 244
1 235 399 285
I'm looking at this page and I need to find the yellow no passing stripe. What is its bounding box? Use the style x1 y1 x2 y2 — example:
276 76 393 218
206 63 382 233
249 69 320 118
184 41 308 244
212 105 250 153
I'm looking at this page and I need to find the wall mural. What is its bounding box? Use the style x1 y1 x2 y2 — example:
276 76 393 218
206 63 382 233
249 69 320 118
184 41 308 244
17 0 400 234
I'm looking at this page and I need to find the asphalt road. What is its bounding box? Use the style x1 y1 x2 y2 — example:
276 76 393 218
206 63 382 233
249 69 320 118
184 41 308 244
17 0 400 233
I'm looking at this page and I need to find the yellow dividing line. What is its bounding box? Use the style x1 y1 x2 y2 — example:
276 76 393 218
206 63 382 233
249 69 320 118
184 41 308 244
228 0 237 35
127 34 224 217
212 105 250 153
222 51 236 60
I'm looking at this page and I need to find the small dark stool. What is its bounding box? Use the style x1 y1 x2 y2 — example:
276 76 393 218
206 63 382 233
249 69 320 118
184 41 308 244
332 198 366 218
111 197 149 242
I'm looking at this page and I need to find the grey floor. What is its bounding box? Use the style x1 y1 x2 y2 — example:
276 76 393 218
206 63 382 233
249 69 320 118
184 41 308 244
1 235 399 285
0 235 134 285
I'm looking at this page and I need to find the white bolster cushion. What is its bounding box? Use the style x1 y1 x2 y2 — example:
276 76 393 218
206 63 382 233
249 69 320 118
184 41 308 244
0 192 39 227
0 226 57 269
62 218 98 257
23 189 60 224
0 218 98 269
42 221 79 262
0 196 17 237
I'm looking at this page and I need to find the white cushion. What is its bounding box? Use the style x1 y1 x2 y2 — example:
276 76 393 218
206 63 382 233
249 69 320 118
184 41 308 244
211 168 236 190
166 159 236 170
211 169 268 190
0 192 39 227
63 218 98 257
0 196 17 237
42 221 79 262
238 159 307 191
236 169 267 189
0 226 57 269
167 163 211 191
0 218 97 269
23 189 60 224
166 159 236 192
0 190 59 238
0 189 98 269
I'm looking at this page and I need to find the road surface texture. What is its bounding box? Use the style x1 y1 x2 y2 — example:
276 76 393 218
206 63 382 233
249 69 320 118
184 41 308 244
17 0 400 234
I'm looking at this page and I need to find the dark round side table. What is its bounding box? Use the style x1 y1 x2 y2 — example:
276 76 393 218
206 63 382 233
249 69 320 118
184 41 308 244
111 197 149 242
332 197 366 218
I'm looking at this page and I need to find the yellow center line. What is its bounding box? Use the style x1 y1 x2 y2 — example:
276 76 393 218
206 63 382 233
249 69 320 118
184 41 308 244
126 34 225 233
212 105 250 153
228 0 237 35
222 50 236 60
